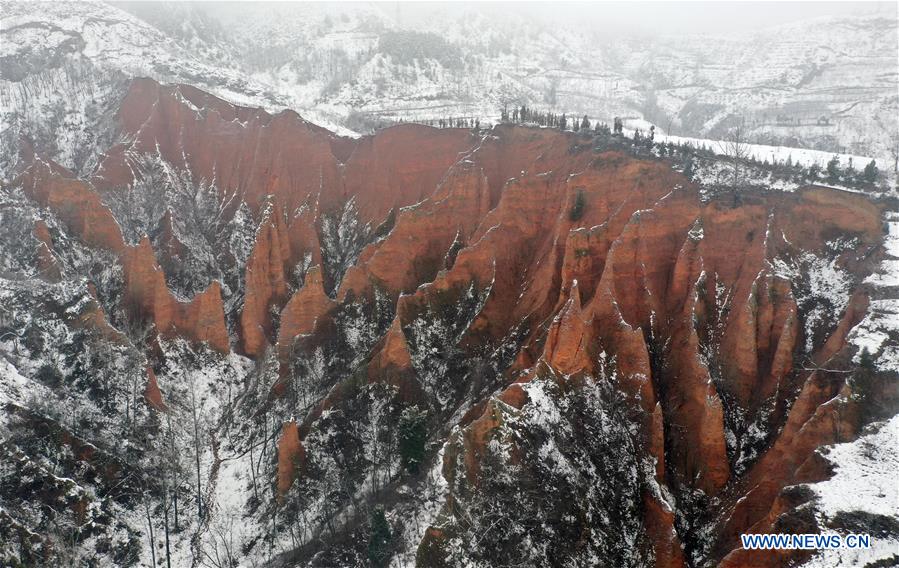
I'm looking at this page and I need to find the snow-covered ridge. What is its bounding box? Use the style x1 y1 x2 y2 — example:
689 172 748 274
2 1 895 162
0 0 354 136
656 132 876 171
850 211 899 372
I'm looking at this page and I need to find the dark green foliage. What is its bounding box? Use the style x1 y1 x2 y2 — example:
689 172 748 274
35 364 63 388
853 347 886 423
863 159 879 183
444 235 464 270
568 189 586 221
830 510 899 540
859 346 875 370
826 154 840 181
22 325 44 355
367 507 392 568
398 406 428 474
372 208 397 241
378 31 463 69
866 556 899 568
594 121 611 136
808 162 821 179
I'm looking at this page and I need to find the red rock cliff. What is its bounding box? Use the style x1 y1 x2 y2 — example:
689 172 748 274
15 79 887 565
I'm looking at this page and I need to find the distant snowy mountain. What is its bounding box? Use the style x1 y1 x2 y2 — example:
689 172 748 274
2 0 896 178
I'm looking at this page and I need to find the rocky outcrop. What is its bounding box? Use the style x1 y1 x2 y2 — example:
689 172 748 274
643 491 688 568
372 316 413 371
176 281 231 353
20 160 125 254
339 124 478 224
123 237 230 352
542 280 593 375
16 156 231 353
143 367 167 412
277 266 335 359
240 201 326 357
32 220 61 281
97 80 344 215
339 163 490 300
276 421 305 497
240 206 292 356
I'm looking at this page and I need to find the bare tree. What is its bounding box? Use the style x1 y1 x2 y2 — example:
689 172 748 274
165 411 187 532
121 319 153 431
0 305 22 355
723 119 751 189
46 505 80 567
162 472 173 568
142 487 158 568
199 505 240 568
188 377 205 520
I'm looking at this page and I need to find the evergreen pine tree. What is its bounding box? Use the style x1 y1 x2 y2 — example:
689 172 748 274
568 189 587 221
853 346 883 422
367 508 392 568
808 162 821 179
398 406 428 474
859 346 875 370
863 159 878 183
569 189 586 221
826 155 840 181
683 157 695 179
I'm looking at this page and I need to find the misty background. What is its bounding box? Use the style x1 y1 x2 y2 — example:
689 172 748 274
193 1 896 35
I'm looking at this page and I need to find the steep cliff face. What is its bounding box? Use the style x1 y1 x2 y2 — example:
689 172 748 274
122 237 230 352
15 156 231 353
3 79 894 568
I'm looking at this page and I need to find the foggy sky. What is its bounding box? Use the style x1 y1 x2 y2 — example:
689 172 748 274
393 1 896 35
197 1 897 37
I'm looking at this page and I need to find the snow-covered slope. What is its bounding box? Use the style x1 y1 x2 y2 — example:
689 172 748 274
0 0 353 176
803 415 899 567
850 210 899 372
